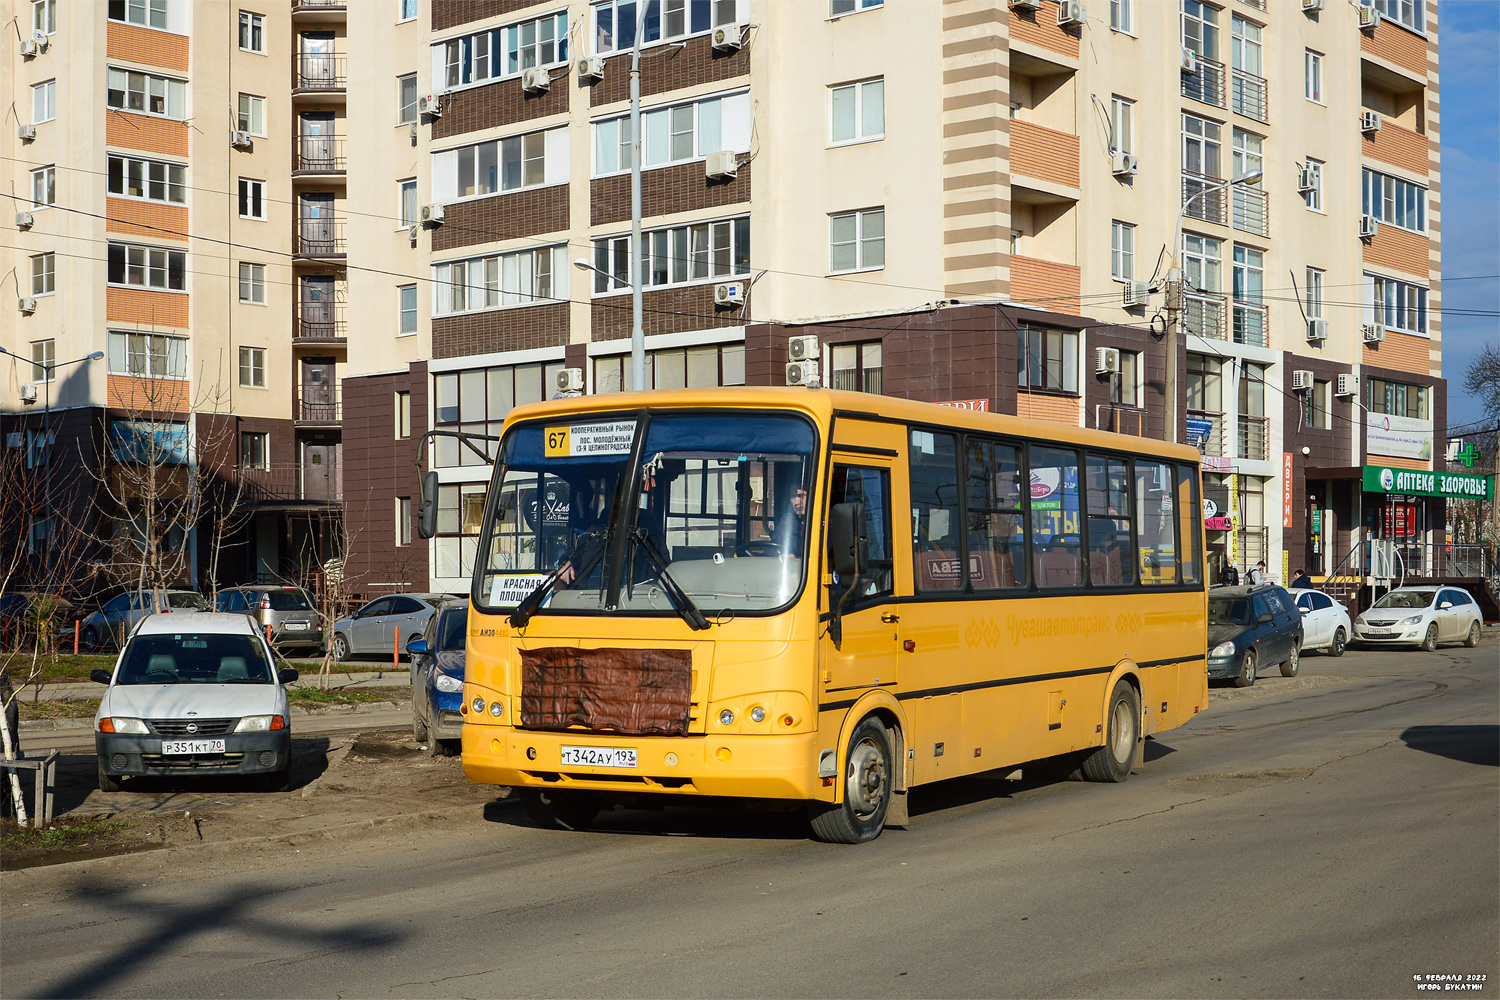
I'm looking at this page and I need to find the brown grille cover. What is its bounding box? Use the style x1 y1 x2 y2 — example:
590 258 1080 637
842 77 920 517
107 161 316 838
520 647 692 736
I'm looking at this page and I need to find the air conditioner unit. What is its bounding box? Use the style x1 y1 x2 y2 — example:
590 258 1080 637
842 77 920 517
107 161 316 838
1306 319 1329 341
231 130 253 150
1009 0 1041 9
418 94 442 116
1360 110 1382 134
1111 149 1139 177
1095 346 1121 375
1122 281 1149 308
1336 373 1357 397
19 297 38 314
1359 215 1379 239
711 23 742 51
18 124 37 141
1302 0 1323 9
15 211 35 228
1181 48 1200 74
420 202 444 225
20 39 39 57
1297 166 1317 193
788 335 819 362
577 56 605 81
1363 323 1386 344
1056 0 1086 27
521 67 551 93
714 281 746 307
1359 4 1380 30
556 367 585 394
705 150 739 180
1291 370 1315 391
786 360 820 387
19 384 38 404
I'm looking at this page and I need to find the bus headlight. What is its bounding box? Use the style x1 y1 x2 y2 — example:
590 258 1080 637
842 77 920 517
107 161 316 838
489 701 503 717
718 709 735 726
472 697 485 714
748 706 766 723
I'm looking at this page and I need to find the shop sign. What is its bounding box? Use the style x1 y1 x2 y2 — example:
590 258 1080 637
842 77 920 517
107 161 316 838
1205 516 1234 530
1282 452 1294 528
1201 456 1232 473
1362 465 1494 500
1366 413 1433 461
938 398 989 411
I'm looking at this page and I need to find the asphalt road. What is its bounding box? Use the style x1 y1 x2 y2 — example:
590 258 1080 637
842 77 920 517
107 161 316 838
3 641 1496 999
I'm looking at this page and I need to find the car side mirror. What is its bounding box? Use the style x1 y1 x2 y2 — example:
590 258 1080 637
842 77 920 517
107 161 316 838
90 669 112 684
1257 613 1274 624
828 502 865 579
1299 606 1311 614
406 637 429 655
1439 601 1453 610
277 667 300 685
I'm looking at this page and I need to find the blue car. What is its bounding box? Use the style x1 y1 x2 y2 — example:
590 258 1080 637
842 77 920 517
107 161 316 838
407 600 467 756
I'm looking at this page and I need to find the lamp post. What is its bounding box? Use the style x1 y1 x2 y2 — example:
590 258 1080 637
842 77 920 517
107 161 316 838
0 345 105 586
1163 169 1263 445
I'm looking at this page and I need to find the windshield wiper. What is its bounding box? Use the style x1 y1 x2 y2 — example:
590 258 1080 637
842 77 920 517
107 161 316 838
627 528 710 631
508 529 611 629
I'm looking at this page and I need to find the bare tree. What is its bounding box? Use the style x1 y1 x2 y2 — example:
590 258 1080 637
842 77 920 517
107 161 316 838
1462 343 1500 423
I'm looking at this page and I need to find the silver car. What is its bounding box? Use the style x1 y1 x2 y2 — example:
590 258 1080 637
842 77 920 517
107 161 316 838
1354 586 1484 651
331 593 447 661
81 590 208 651
214 586 323 654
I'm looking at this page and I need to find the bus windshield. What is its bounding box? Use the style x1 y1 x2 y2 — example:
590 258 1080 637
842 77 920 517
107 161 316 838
476 411 817 619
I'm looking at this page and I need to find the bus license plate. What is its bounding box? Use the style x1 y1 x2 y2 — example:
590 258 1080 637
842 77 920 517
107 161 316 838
560 745 637 769
162 739 226 755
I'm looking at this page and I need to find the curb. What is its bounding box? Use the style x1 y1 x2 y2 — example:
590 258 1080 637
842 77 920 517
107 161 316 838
18 699 408 733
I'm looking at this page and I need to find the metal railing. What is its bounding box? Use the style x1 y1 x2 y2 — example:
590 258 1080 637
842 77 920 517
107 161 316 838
1182 52 1226 108
1232 68 1268 122
1232 299 1268 347
295 221 346 257
295 138 346 174
294 53 347 92
234 462 341 503
1183 291 1227 341
1233 184 1269 237
1237 413 1269 460
293 0 346 9
1183 170 1227 226
1394 542 1496 582
1094 404 1145 436
1186 408 1227 457
295 388 341 424
296 312 347 340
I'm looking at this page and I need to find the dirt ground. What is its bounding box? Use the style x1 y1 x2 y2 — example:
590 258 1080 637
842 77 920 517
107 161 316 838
1 728 510 871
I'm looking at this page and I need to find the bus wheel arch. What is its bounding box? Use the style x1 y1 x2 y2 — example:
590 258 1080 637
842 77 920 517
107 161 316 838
812 697 907 844
1082 669 1142 783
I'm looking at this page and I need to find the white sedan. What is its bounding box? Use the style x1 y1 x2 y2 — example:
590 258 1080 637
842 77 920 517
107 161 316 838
1288 588 1352 656
1353 586 1485 651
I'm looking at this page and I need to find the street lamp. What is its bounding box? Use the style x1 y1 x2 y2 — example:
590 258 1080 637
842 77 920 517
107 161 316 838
1163 169 1263 445
0 345 105 586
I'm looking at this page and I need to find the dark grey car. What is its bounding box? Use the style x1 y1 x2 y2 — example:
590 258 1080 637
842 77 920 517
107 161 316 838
80 591 209 651
214 586 324 653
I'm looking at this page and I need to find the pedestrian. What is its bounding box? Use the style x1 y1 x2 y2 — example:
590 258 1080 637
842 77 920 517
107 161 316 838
1219 562 1240 586
1290 568 1311 590
1246 561 1266 585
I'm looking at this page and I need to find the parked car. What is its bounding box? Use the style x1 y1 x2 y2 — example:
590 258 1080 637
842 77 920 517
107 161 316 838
1287 588 1353 657
80 590 208 652
330 593 447 661
1353 586 1484 651
214 586 323 654
90 611 299 792
407 599 468 756
1207 584 1304 687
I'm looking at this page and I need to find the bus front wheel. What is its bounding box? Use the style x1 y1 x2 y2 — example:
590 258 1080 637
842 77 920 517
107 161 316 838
1080 681 1139 783
809 715 892 844
520 789 600 831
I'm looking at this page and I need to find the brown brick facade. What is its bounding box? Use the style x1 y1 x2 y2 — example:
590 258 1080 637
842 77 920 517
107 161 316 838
432 184 570 252
431 0 538 33
432 301 569 358
432 75 569 140
590 286 745 342
590 159 750 227
591 34 749 105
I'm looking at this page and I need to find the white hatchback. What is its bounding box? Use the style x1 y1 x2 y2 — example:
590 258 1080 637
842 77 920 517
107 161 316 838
1353 586 1484 651
1287 588 1353 657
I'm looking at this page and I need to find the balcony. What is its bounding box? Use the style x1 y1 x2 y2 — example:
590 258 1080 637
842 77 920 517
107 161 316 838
1009 120 1081 201
294 137 347 176
1232 184 1269 237
1232 68 1268 123
1232 300 1268 347
295 385 341 427
1183 170 1227 226
1182 52 1226 109
293 53 346 94
1183 291 1227 341
1237 414 1269 461
1009 255 1081 314
292 0 346 10
1186 408 1227 458
235 462 341 504
296 310 347 343
295 221 346 259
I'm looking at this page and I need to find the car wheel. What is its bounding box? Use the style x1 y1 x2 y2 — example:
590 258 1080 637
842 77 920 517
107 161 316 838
333 633 351 662
1234 649 1257 688
97 759 123 793
808 715 893 844
81 627 100 654
521 789 601 831
1081 680 1140 783
1281 643 1300 678
1464 621 1481 648
1330 627 1346 658
412 699 429 745
1421 623 1438 652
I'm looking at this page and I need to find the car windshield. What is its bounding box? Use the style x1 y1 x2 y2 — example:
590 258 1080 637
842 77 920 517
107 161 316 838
439 606 468 651
117 633 274 685
1208 597 1252 626
167 593 208 609
1372 591 1435 610
264 590 313 611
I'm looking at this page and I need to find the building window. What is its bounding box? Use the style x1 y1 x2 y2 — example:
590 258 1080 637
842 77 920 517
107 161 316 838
109 0 167 30
31 166 54 208
1110 96 1133 154
434 126 565 200
238 178 265 220
240 431 269 470
1182 113 1221 177
1231 129 1263 181
107 242 186 291
32 340 55 383
432 363 561 467
1305 267 1324 321
1018 325 1079 394
399 179 418 227
236 93 265 136
1111 221 1135 281
440 11 569 88
32 81 55 124
595 343 746 393
238 262 265 304
1366 273 1428 335
108 331 188 378
32 0 55 35
830 208 885 274
593 217 750 293
399 284 417 334
593 0 734 55
31 252 55 296
397 74 418 124
1110 350 1140 407
593 92 750 175
398 0 417 22
1367 377 1429 419
395 390 411 438
1367 0 1423 33
1181 0 1218 59
1362 168 1426 233
831 0 881 14
1110 0 1132 32
1302 158 1323 212
239 11 264 53
108 68 188 119
1304 379 1330 430
239 346 266 388
434 246 568 314
396 497 413 546
108 154 186 204
1010 229 1023 255
829 78 884 145
829 342 883 394
1304 49 1323 103
1182 232 1222 292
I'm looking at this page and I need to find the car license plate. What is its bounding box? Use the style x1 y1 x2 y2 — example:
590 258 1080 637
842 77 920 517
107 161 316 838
161 739 226 755
283 622 308 631
560 745 637 769
1366 629 1392 636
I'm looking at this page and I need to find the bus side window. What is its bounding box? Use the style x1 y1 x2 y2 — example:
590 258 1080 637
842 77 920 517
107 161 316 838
1029 444 1082 589
829 464 893 601
1176 463 1203 585
1135 460 1179 585
1086 453 1135 587
965 437 1026 590
909 430 962 591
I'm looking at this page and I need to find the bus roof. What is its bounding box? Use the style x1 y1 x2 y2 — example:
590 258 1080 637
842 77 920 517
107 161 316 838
499 386 1203 464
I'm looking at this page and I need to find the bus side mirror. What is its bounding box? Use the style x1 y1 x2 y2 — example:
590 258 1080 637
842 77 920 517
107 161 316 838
829 502 865 578
418 471 439 539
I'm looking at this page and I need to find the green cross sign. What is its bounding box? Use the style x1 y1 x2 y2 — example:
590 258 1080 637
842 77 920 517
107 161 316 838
1455 442 1481 468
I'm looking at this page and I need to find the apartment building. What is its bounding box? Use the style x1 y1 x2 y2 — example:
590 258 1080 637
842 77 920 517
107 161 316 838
327 0 1449 601
1 0 337 593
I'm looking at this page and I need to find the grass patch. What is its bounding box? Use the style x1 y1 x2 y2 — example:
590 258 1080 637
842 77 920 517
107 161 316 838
288 687 406 705
1 816 132 852
20 698 100 721
1 653 117 686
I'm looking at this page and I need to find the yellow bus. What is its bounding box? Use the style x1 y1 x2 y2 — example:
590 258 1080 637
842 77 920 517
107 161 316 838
434 387 1208 843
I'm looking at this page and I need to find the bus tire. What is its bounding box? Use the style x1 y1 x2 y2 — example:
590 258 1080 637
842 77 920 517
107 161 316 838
1080 681 1139 783
520 789 600 831
809 715 892 844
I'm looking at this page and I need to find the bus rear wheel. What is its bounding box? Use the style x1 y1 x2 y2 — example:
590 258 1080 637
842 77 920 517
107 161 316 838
809 715 892 844
1080 681 1139 783
520 789 600 831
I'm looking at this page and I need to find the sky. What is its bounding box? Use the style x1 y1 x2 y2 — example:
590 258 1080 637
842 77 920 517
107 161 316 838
1437 0 1500 431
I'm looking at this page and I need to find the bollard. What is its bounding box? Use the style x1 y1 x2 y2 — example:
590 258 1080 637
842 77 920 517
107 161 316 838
393 626 399 668
74 620 79 655
266 623 273 645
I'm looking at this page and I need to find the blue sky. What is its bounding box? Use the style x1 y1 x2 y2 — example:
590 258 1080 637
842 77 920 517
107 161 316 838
1437 0 1500 429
